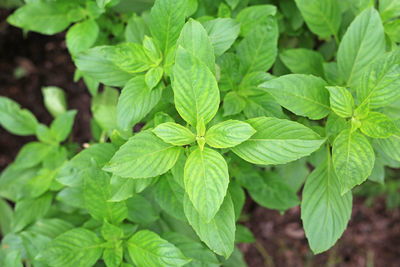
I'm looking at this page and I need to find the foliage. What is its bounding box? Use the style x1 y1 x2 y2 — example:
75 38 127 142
1 0 400 266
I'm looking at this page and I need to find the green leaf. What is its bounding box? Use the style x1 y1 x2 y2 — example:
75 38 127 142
357 51 400 109
97 0 112 8
337 7 385 87
103 245 123 267
145 66 164 90
223 92 246 117
301 154 352 254
0 166 38 201
21 168 55 199
109 175 155 202
237 24 278 75
7 2 72 35
0 96 38 136
332 129 375 194
205 120 255 148
153 122 196 146
42 86 67 118
13 192 52 232
326 86 354 118
172 46 220 126
117 76 163 132
360 112 397 138
294 0 341 39
104 131 182 178
75 46 133 87
235 224 255 243
184 147 229 222
280 48 325 77
126 194 159 224
50 110 77 142
14 142 52 169
66 19 99 55
260 74 330 120
217 53 240 92
228 181 245 221
243 94 286 119
379 0 400 22
236 5 277 36
184 193 235 258
150 0 187 55
177 19 215 73
127 230 190 267
101 221 124 241
375 132 400 162
83 167 127 224
125 14 150 44
92 87 119 132
231 117 325 165
203 18 240 57
0 199 13 236
38 228 103 267
236 168 299 211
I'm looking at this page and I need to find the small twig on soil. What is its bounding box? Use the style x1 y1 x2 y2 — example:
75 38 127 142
254 241 275 267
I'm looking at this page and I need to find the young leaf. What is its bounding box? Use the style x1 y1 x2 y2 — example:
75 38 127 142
83 167 128 224
91 87 119 132
125 14 150 44
172 47 220 126
14 142 52 169
101 221 124 241
150 0 187 55
50 110 77 142
184 147 229 222
223 92 246 117
237 24 278 75
0 96 38 136
126 195 159 224
183 193 235 258
301 154 352 254
332 129 375 194
117 76 163 132
231 117 325 165
97 0 112 8
261 74 330 119
111 43 153 74
360 112 397 138
177 19 215 73
280 48 325 77
127 230 190 267
235 5 277 36
66 19 99 55
145 66 164 90
294 0 341 39
326 86 354 118
375 132 400 162
337 7 385 87
7 2 73 35
205 120 256 148
153 122 196 146
203 18 240 57
104 131 182 178
103 245 123 267
38 228 103 267
42 86 67 118
0 199 13 236
357 51 400 109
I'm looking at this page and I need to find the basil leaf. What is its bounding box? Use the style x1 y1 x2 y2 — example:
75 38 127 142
205 120 255 149
153 122 196 146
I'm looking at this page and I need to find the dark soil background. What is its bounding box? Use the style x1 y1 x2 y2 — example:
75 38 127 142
1 8 400 267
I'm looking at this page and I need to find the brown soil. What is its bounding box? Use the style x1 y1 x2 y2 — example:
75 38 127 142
1 8 399 267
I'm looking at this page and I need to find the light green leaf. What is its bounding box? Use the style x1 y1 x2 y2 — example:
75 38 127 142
337 7 385 87
38 228 103 267
7 2 72 35
42 86 67 118
103 245 123 267
332 129 375 194
357 51 400 109
231 117 325 165
91 87 118 132
101 221 124 241
0 199 13 236
172 46 220 126
379 0 400 22
153 122 196 146
83 167 127 224
184 147 229 222
13 192 52 232
96 0 112 8
50 110 77 142
127 230 190 267
150 0 187 55
235 224 255 243
21 168 55 199
125 14 150 44
223 92 246 117
236 5 277 36
205 120 255 148
280 48 325 77
375 133 400 162
0 96 38 136
260 74 330 120
117 76 163 132
184 193 235 258
360 112 397 138
217 53 240 92
145 66 164 90
237 24 278 75
243 94 286 119
66 19 99 55
109 175 155 202
301 154 352 254
126 194 159 224
14 142 52 169
177 19 215 73
326 86 354 118
111 43 153 74
294 0 341 39
75 46 133 87
203 18 240 57
104 131 182 178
